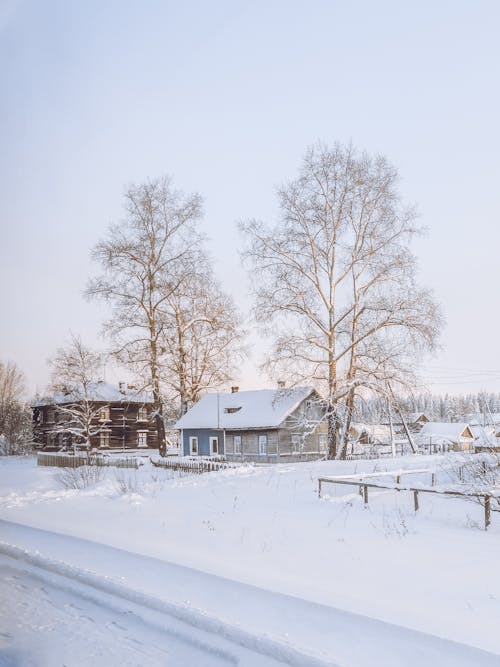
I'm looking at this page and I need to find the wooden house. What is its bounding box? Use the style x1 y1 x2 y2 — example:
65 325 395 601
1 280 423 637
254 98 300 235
174 386 328 463
32 381 159 451
417 422 475 452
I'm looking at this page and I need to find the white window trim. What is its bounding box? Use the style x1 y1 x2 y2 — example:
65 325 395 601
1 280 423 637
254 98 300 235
258 434 268 456
234 434 242 455
137 430 148 448
98 406 111 422
189 436 199 455
137 407 148 422
99 431 111 447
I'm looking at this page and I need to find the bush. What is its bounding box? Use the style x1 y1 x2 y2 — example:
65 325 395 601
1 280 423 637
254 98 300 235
55 465 105 490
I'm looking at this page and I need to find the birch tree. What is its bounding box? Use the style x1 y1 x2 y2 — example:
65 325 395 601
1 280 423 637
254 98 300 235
87 177 203 449
160 265 245 415
241 142 441 458
48 335 107 449
0 360 31 455
87 176 244 441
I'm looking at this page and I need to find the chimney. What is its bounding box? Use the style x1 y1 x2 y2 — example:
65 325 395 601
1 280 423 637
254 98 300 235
231 386 239 394
277 380 286 389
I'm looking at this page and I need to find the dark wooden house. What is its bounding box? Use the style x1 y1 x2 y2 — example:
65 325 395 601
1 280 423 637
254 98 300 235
175 386 327 463
32 381 159 451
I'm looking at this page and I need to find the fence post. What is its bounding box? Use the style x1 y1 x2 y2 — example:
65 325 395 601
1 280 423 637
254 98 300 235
431 472 436 487
318 479 322 498
413 490 419 512
485 495 491 530
363 484 368 505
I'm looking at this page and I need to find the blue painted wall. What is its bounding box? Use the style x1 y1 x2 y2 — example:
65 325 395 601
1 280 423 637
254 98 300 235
182 429 224 456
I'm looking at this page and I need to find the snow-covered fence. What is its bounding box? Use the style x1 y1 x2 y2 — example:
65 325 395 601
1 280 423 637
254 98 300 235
317 469 498 530
150 456 234 474
37 452 140 469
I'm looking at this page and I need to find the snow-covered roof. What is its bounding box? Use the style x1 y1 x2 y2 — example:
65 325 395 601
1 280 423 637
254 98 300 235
406 412 429 423
349 423 393 444
469 425 497 446
418 422 473 441
32 382 153 407
175 387 316 430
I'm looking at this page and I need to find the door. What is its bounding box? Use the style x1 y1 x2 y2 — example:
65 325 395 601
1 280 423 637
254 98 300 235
258 434 268 456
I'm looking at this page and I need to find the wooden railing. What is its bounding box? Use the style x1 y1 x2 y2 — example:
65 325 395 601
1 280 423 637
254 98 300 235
317 469 498 530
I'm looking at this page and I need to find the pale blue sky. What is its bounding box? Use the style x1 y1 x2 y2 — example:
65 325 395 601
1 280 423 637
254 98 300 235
1 0 499 395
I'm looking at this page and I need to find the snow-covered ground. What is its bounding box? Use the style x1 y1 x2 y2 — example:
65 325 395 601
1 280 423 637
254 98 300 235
1 454 499 665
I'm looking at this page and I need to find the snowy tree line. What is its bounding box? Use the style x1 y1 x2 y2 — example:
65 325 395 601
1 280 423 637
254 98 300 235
355 391 500 424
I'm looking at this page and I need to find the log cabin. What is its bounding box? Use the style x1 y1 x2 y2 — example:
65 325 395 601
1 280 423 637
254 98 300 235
32 381 159 451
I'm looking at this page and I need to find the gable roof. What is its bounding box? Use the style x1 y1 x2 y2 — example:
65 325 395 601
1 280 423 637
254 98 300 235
418 422 474 441
32 381 153 407
175 387 316 430
407 412 429 423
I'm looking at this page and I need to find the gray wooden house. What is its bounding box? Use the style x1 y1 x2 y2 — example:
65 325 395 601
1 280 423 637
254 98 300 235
175 386 328 462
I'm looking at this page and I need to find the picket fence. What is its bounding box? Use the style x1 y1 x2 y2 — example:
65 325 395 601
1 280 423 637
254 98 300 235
150 456 233 474
37 452 140 469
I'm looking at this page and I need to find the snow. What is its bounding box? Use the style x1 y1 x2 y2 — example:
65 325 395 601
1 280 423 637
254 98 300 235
1 454 500 665
32 381 153 406
175 386 315 429
419 422 472 439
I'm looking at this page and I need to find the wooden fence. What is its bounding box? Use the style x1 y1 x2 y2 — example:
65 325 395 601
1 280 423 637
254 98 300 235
37 453 140 469
150 457 233 474
317 470 498 530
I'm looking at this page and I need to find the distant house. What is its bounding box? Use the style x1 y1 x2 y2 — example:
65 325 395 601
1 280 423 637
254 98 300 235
381 412 429 433
349 423 393 446
469 425 500 453
417 422 475 452
32 381 159 451
174 386 328 462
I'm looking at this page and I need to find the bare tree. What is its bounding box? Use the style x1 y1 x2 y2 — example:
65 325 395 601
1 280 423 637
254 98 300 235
0 360 31 455
160 265 246 414
86 177 203 449
48 335 107 449
241 142 441 458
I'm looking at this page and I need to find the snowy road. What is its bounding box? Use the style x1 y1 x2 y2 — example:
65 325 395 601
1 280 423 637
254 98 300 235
0 554 285 667
1 519 499 667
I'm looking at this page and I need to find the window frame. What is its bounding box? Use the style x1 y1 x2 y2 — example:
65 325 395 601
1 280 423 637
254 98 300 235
209 436 219 455
258 433 268 456
233 434 242 454
98 406 111 422
189 436 199 455
137 430 148 448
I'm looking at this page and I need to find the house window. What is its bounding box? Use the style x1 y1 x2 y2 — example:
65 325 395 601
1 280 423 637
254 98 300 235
189 436 198 455
291 434 302 453
137 406 148 421
46 432 54 447
258 434 268 455
210 436 219 455
224 407 242 414
137 431 148 448
100 431 110 448
234 435 242 454
319 434 328 452
47 408 56 423
99 406 110 421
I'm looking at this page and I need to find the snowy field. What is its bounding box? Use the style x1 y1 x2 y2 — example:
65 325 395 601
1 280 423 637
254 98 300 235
0 454 499 666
